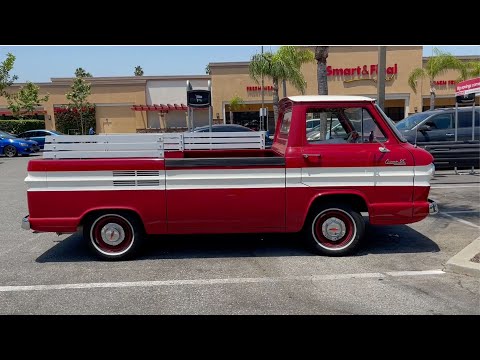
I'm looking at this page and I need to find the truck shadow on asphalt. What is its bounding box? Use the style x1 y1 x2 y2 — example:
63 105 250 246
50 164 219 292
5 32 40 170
35 222 439 263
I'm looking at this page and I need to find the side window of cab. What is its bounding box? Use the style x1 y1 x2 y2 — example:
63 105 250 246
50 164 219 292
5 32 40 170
306 107 387 144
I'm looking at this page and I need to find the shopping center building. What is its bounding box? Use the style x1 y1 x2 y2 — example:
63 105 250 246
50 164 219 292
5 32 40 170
0 46 478 133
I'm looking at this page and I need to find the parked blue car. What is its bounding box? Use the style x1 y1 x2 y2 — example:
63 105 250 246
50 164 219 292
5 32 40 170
16 129 64 149
0 130 40 157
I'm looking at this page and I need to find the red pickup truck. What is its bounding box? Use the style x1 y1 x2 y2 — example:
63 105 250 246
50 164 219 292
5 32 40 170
22 96 438 260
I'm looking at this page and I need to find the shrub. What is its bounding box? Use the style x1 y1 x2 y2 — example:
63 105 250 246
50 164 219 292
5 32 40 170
0 120 45 134
54 106 95 134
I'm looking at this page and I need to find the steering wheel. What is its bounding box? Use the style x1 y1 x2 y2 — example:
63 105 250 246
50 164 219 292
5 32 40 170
346 131 359 143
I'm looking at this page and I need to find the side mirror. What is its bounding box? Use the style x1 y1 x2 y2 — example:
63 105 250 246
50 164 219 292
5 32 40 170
418 124 431 132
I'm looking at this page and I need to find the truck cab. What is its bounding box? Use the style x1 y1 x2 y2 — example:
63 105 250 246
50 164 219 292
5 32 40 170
22 96 437 260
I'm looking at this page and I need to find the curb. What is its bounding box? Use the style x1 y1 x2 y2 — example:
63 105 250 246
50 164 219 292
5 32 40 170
444 235 480 278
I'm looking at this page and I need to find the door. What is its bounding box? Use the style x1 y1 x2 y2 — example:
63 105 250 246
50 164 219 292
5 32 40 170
22 131 44 147
300 105 414 222
165 157 286 234
33 131 49 148
456 110 480 141
420 113 454 142
301 107 382 187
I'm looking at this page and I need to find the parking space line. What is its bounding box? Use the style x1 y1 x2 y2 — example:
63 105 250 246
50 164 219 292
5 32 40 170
0 269 445 293
440 213 480 229
442 210 480 214
386 270 445 277
431 185 480 189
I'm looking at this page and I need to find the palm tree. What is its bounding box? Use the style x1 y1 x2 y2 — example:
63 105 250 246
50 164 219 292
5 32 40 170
134 66 144 76
315 46 329 95
228 95 244 124
249 46 314 121
315 46 330 139
467 62 480 78
458 61 480 80
408 48 465 110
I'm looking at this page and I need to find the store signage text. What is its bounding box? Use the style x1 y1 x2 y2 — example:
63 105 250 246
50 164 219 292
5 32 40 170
434 80 457 86
455 77 480 96
327 64 398 77
247 85 273 91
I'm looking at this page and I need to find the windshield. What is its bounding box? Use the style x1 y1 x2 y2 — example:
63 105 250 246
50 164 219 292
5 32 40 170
374 104 407 142
0 130 16 139
395 112 430 130
50 130 64 135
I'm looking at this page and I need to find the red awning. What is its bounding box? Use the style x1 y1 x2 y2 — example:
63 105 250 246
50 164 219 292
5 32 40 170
0 110 47 115
131 104 189 112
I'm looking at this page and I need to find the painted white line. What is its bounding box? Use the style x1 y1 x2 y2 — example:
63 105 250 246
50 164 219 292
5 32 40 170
386 270 445 277
442 210 480 214
0 270 445 293
431 185 480 189
440 213 480 229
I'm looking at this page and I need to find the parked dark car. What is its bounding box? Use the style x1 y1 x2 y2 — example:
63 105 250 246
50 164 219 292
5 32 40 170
193 124 255 133
396 107 479 143
16 129 64 149
192 124 273 147
0 130 40 157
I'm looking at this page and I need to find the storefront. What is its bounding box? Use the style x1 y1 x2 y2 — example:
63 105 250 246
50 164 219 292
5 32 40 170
210 47 480 126
1 46 478 133
0 75 210 133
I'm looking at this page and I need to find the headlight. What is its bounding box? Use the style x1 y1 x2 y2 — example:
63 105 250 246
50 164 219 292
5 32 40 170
19 142 29 147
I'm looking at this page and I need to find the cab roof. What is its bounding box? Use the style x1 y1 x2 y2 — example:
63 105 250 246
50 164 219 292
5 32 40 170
287 95 375 102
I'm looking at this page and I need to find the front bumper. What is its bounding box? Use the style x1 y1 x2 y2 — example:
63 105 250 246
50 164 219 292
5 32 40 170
428 199 439 215
21 215 30 230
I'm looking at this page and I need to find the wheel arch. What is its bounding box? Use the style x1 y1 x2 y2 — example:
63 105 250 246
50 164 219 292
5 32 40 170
303 191 369 229
80 207 145 232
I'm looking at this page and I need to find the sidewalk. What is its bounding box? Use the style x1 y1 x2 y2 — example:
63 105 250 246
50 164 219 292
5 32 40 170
434 170 480 277
445 236 480 278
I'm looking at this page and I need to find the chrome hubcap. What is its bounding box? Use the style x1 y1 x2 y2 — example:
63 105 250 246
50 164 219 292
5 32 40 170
5 147 15 156
321 217 346 241
100 223 125 246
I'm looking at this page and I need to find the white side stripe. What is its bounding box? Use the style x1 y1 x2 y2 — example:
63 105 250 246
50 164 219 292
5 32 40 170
26 166 434 191
166 168 285 190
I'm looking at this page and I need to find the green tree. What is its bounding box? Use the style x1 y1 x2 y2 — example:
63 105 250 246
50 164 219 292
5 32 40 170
408 48 465 110
228 95 244 124
249 46 314 121
0 53 18 97
66 77 92 134
134 66 144 76
7 82 49 119
74 67 92 78
459 61 480 80
205 64 211 75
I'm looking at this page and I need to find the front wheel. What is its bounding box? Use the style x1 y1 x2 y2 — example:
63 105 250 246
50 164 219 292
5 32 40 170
305 203 365 256
84 212 144 260
4 145 17 157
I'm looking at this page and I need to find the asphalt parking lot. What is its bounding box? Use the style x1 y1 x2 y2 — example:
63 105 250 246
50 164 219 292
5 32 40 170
0 154 479 314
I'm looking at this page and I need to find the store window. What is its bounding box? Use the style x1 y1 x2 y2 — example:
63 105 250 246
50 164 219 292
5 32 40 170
384 107 404 121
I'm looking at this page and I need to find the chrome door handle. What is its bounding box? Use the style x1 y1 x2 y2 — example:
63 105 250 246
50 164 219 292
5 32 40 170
303 154 321 159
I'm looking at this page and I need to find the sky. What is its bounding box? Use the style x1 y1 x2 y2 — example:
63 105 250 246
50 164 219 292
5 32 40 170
1 46 479 83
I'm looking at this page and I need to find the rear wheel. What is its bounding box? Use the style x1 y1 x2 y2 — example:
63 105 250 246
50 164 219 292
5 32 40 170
4 145 17 158
305 203 365 256
84 212 144 260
